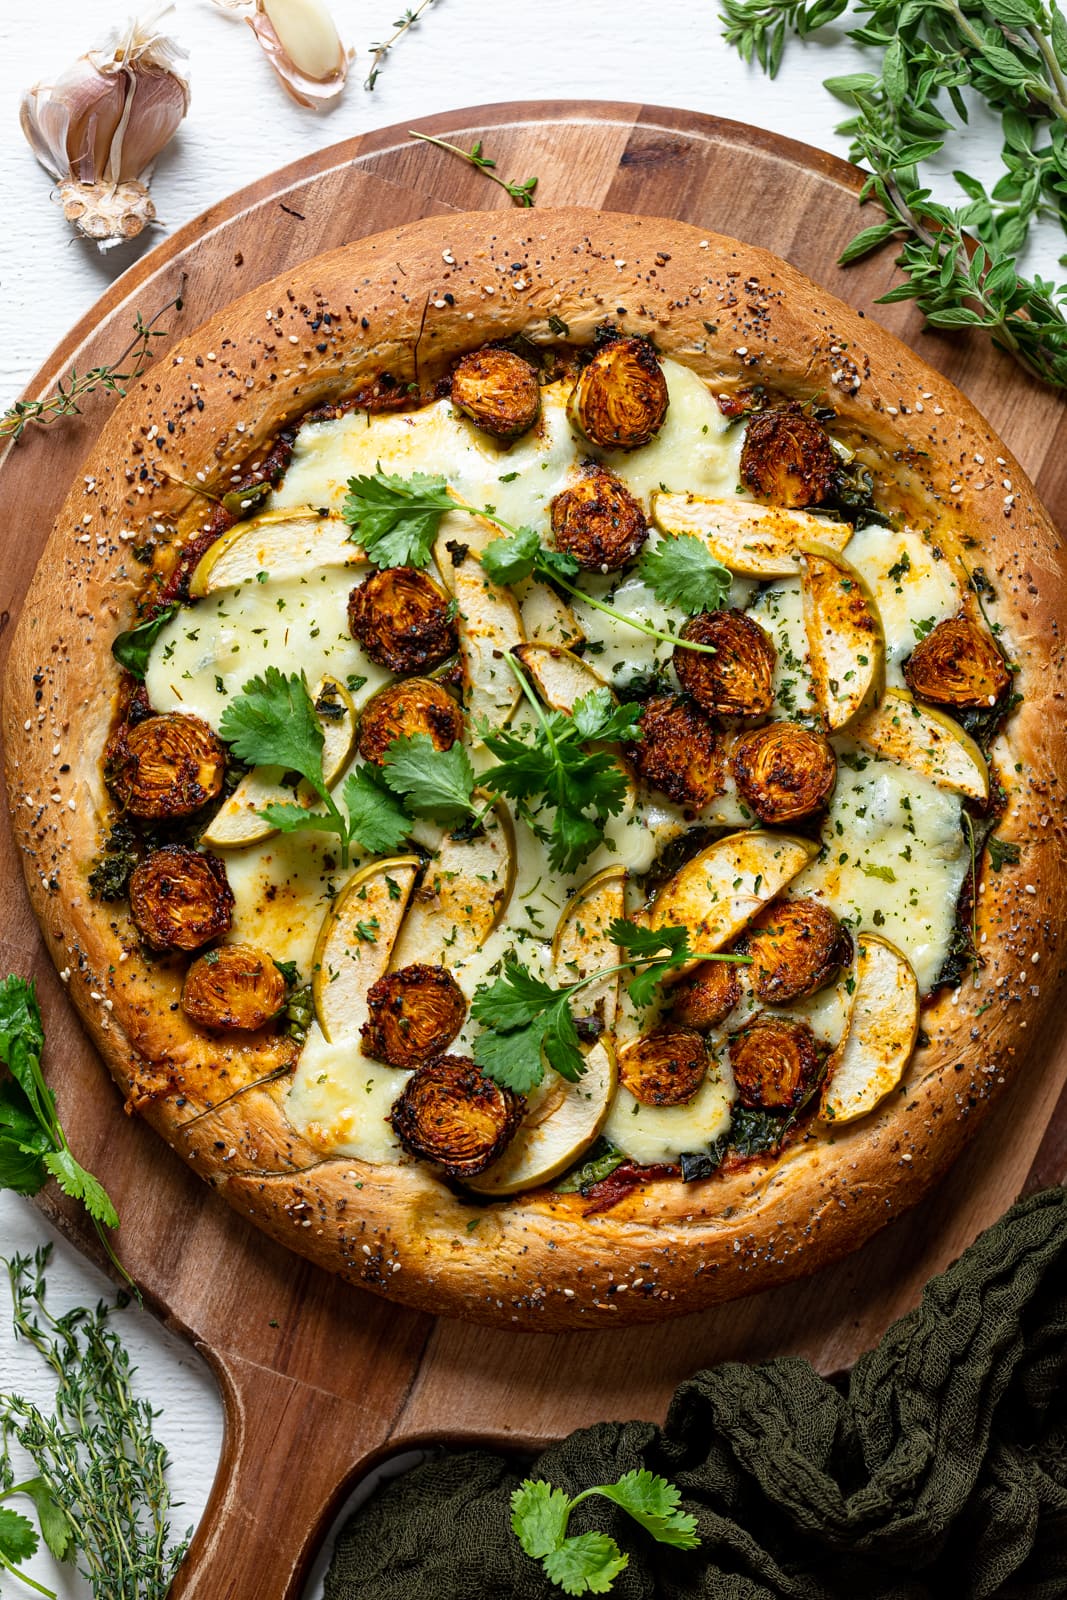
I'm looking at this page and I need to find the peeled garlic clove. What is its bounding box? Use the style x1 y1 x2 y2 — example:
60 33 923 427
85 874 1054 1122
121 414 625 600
212 0 349 107
20 10 189 250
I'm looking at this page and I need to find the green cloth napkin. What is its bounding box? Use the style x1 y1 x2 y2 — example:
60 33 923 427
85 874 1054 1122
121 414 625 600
326 1187 1067 1598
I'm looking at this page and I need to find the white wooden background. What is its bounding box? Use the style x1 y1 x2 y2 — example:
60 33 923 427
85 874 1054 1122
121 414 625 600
0 2 1062 1594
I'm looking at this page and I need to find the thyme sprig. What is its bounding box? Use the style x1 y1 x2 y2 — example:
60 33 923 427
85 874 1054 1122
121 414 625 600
408 131 539 207
719 0 1067 387
1 283 184 443
365 1 440 90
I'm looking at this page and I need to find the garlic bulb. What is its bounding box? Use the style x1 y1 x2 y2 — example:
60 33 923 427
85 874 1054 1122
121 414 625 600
20 10 189 249
212 0 349 108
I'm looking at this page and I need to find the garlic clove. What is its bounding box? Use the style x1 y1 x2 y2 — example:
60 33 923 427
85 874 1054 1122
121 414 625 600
212 0 349 108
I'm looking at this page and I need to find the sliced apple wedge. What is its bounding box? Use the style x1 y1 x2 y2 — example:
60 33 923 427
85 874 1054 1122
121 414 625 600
850 689 989 801
648 830 818 976
189 508 362 598
518 581 584 650
464 1039 616 1194
513 642 611 714
650 493 852 578
552 866 627 1033
799 542 884 731
603 1051 735 1165
390 797 516 970
203 676 357 850
312 855 422 1044
434 510 525 734
819 935 919 1125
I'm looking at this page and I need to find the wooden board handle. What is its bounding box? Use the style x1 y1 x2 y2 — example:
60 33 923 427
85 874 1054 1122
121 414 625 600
168 1346 393 1600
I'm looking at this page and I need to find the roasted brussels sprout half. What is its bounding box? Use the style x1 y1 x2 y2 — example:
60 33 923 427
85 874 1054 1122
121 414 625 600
129 845 234 952
731 720 836 824
568 336 669 452
729 1014 825 1110
357 679 464 766
739 403 838 508
389 1055 524 1177
668 961 743 1030
348 566 458 675
106 712 226 820
361 963 467 1068
627 696 725 810
550 463 649 572
674 608 776 720
740 899 849 1005
181 944 288 1031
618 1024 708 1107
450 346 541 440
903 615 1011 709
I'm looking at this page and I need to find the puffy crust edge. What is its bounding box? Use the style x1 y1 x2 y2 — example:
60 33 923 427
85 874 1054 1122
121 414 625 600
5 207 1067 1329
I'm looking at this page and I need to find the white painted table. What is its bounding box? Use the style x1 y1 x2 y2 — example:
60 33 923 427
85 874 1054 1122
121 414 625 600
0 2 1060 1594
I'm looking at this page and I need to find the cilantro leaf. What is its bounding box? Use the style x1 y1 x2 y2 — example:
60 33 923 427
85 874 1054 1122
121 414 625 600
220 670 327 797
8 1477 73 1561
510 1480 571 1559
342 468 454 568
609 919 690 961
0 978 48 1124
541 1001 585 1084
0 1505 38 1564
570 689 642 743
472 1018 551 1094
111 605 178 680
471 963 559 1032
594 1468 700 1549
272 959 300 988
0 1082 50 1193
481 526 542 585
381 734 476 822
538 546 582 583
43 1149 119 1229
258 801 347 840
542 1533 628 1595
341 768 413 852
638 533 732 615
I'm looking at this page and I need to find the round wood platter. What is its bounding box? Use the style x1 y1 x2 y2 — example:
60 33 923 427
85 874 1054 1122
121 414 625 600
3 103 1066 1599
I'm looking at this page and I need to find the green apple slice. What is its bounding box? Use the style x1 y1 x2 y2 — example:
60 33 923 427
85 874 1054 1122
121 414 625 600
518 581 584 650
603 1047 735 1166
648 830 818 976
850 688 989 801
799 541 885 731
312 855 422 1044
819 935 919 1125
551 866 627 1033
202 676 357 850
389 796 516 971
650 492 852 577
434 511 525 735
463 1039 616 1195
189 508 363 598
513 641 611 714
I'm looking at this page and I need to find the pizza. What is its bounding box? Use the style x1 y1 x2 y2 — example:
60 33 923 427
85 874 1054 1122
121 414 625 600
5 209 1064 1329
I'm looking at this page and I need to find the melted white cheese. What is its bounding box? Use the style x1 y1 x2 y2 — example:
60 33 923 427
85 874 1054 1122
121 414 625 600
287 1025 411 1163
844 525 960 688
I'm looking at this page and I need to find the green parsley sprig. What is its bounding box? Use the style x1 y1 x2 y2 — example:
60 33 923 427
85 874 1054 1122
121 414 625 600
511 1468 699 1595
341 471 723 655
471 919 748 1093
0 978 126 1289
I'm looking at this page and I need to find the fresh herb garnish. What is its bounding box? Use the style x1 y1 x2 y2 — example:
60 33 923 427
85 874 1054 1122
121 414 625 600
111 606 178 681
511 1468 699 1595
637 533 733 614
364 0 439 89
987 836 1022 872
381 734 477 824
407 131 538 207
555 1137 627 1193
471 920 748 1093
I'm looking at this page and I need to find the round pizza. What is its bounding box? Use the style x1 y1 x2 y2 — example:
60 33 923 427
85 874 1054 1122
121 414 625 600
6 209 1064 1328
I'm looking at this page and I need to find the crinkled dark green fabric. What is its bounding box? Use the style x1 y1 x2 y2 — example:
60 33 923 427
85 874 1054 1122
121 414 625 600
326 1188 1067 1599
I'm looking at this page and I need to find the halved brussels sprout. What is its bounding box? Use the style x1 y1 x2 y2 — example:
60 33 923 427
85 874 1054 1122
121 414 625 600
356 678 464 766
674 608 776 720
799 542 884 731
107 713 226 820
550 463 649 571
389 1055 524 1177
731 720 836 824
739 403 837 508
129 845 234 952
618 1024 708 1107
668 961 743 1029
360 962 467 1068
650 492 853 578
903 615 1011 709
729 1013 825 1109
348 566 457 675
819 935 919 1124
181 944 288 1031
450 346 541 440
627 695 726 810
741 898 849 1005
567 336 669 451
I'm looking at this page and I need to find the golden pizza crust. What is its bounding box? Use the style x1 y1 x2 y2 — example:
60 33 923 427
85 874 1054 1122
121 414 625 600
5 208 1067 1328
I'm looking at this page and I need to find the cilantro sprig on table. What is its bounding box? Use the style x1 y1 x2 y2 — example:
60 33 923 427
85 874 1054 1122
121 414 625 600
471 920 748 1093
341 469 726 651
511 1468 699 1595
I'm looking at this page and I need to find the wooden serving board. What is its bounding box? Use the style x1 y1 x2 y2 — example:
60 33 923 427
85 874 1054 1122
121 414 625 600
2 103 1066 1599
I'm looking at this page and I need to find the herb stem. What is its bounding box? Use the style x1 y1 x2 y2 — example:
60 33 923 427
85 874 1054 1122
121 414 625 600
408 131 538 207
1028 22 1067 120
0 1547 57 1598
364 0 438 90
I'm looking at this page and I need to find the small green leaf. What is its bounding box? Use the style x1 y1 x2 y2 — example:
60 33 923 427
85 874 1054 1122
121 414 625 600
0 1505 39 1564
510 1480 570 1559
43 1149 119 1229
341 468 454 568
638 533 732 615
542 1533 629 1595
111 606 178 680
340 768 413 853
380 734 475 822
7 1478 73 1561
480 526 541 585
838 221 899 265
220 670 326 796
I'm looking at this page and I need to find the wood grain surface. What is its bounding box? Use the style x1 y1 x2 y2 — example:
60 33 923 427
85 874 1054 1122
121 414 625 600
2 102 1065 1600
